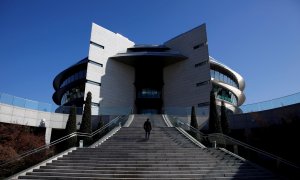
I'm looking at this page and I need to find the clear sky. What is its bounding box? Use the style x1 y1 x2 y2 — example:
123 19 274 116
0 0 300 106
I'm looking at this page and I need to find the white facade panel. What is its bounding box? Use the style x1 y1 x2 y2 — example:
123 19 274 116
164 24 211 108
100 61 135 108
86 63 103 83
85 82 101 104
88 44 105 63
86 23 135 112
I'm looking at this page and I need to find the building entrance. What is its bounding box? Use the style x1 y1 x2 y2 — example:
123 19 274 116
134 61 163 114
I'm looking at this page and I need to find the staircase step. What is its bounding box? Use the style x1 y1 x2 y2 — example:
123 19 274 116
39 165 255 171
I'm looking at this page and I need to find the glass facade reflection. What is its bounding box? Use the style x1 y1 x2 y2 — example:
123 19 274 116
210 69 238 88
137 88 161 98
61 84 85 105
60 70 86 88
213 84 238 106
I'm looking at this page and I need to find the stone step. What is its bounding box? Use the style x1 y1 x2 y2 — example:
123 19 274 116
40 164 255 171
50 160 243 166
64 154 234 159
92 146 196 149
32 168 268 175
19 175 278 180
53 157 240 163
54 157 240 162
69 150 217 154
20 171 276 179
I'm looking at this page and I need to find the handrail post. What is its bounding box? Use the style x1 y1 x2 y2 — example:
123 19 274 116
276 158 281 169
119 122 121 127
79 140 83 148
213 141 217 148
234 145 238 154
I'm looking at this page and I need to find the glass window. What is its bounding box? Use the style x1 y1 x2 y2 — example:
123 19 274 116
61 85 85 105
210 70 214 78
215 71 220 81
137 88 161 98
74 73 78 81
220 73 224 82
60 70 87 88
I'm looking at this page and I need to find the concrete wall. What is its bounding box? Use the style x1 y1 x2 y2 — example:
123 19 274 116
229 102 300 129
163 24 211 108
0 103 82 144
86 23 135 114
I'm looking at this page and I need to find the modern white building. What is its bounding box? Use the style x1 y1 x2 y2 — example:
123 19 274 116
52 23 245 115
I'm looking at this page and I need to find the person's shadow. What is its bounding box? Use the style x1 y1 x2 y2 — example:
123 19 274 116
137 138 148 142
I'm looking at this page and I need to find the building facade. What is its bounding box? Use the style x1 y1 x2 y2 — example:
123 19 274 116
52 23 245 115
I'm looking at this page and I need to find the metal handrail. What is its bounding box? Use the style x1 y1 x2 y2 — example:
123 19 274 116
0 115 124 167
168 115 300 170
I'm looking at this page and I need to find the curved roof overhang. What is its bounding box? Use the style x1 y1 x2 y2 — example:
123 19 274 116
210 57 245 91
53 58 88 90
110 51 187 67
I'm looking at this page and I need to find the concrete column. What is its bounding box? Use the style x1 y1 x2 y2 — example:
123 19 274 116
45 127 52 145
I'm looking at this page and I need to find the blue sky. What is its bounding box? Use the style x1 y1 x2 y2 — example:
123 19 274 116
0 0 300 106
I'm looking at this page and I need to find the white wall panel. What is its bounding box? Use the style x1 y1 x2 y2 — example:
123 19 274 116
85 82 101 104
0 104 13 115
86 23 135 110
0 103 81 129
86 63 103 83
100 61 134 108
164 24 211 108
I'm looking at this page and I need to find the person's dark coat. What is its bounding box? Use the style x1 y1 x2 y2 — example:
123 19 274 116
144 120 152 132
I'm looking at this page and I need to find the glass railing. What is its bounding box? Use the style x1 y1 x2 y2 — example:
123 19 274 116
0 93 57 112
240 92 300 113
0 115 129 178
0 92 133 115
166 115 299 179
2 90 300 115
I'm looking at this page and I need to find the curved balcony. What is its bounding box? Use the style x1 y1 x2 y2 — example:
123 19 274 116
53 58 88 90
211 79 246 106
210 57 245 91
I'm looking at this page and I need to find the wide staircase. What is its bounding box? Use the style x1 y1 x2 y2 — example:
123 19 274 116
16 115 280 179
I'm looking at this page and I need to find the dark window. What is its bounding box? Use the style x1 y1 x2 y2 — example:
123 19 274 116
89 60 103 67
193 42 206 49
193 45 200 49
91 102 100 106
198 102 210 107
195 60 208 67
90 41 104 49
196 80 209 87
86 80 101 86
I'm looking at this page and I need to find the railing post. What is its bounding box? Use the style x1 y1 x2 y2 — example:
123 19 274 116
234 145 238 154
213 141 217 148
79 140 83 148
119 122 121 127
276 158 281 169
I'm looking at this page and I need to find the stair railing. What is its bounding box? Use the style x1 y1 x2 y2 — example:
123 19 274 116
166 115 299 179
0 115 128 178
